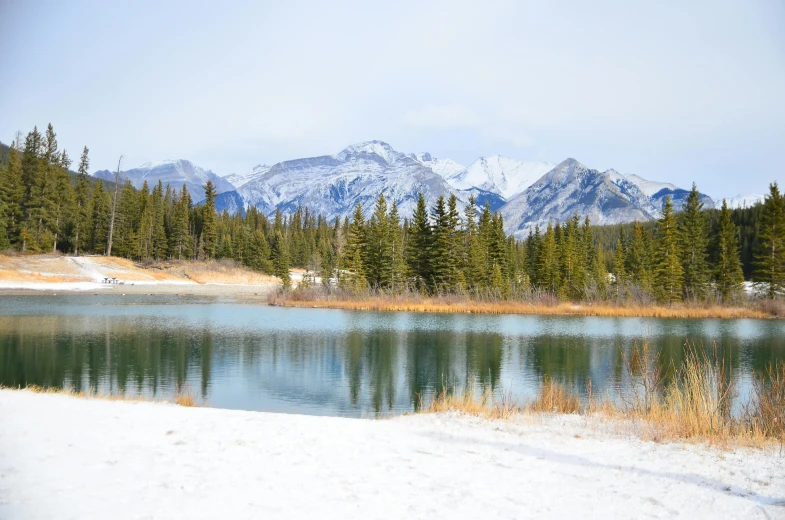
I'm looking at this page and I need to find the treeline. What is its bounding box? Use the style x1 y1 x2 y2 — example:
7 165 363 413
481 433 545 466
1 124 783 302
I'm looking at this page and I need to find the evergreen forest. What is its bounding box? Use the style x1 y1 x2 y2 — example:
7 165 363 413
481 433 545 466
1 125 783 303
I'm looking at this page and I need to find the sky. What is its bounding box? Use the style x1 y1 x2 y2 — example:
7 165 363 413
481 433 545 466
1 0 784 198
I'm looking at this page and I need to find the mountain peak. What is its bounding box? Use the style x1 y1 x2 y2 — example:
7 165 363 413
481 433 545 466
337 140 397 163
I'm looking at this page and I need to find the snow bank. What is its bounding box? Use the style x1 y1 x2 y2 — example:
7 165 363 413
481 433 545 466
1 391 782 519
0 281 107 291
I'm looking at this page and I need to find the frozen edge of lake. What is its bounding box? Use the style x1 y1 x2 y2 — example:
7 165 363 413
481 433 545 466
0 390 783 520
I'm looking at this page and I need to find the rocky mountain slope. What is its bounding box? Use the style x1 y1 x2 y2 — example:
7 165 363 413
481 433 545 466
232 141 458 220
90 142 722 236
93 160 233 197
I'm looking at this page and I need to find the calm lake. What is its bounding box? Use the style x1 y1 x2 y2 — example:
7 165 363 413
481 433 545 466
1 295 783 417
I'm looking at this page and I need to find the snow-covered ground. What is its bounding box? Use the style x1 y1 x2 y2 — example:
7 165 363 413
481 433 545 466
1 391 782 520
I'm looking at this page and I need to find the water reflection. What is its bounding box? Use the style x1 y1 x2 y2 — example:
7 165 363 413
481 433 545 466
0 295 783 417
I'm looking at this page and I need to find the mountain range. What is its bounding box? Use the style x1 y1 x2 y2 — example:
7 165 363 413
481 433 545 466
91 141 761 238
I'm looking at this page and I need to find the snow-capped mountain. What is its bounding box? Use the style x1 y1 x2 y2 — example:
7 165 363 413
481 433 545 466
440 156 553 200
408 152 464 179
719 194 765 209
105 143 716 237
623 174 677 197
501 159 658 238
93 159 234 197
223 164 271 189
231 141 459 220
500 160 715 238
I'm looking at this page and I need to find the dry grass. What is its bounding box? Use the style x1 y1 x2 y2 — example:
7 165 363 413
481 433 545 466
525 376 582 414
418 343 785 448
156 259 277 285
420 386 516 420
275 293 771 319
1 384 201 408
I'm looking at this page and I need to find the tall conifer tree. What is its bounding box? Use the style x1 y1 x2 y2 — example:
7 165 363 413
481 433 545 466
714 199 745 301
753 183 785 298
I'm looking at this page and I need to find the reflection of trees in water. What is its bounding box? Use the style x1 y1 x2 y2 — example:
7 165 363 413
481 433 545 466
465 333 503 391
0 318 210 398
0 314 783 415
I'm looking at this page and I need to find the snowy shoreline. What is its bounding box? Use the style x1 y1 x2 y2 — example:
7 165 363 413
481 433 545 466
1 391 783 519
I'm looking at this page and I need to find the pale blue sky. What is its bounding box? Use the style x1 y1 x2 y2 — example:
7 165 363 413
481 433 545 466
1 0 783 197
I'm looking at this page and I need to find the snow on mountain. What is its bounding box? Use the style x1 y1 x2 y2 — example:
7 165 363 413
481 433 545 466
442 156 554 200
719 194 765 209
500 159 658 238
224 164 271 189
409 152 465 178
92 160 234 198
235 141 460 221
624 174 678 197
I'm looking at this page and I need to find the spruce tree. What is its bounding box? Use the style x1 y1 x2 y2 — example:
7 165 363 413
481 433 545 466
430 195 453 291
613 237 626 298
73 146 91 255
655 196 683 303
88 180 110 254
753 182 785 298
0 142 24 246
388 200 406 292
406 192 433 291
201 181 218 259
246 229 272 273
537 223 561 294
341 202 367 292
625 221 654 295
679 183 710 299
271 230 291 289
169 186 193 260
366 193 392 288
714 199 745 301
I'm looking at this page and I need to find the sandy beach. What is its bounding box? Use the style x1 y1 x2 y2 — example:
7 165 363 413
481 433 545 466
0 255 280 299
0 390 782 520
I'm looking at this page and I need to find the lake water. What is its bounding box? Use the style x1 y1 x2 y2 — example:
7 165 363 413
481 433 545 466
1 295 783 417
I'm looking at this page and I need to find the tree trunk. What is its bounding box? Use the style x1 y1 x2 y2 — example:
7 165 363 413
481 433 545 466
106 156 122 256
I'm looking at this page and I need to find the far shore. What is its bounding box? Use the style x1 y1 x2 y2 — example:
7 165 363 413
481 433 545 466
1 253 780 319
274 295 777 320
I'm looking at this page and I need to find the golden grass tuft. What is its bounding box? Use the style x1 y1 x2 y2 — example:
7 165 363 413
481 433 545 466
1 384 200 407
525 376 582 414
420 386 516 420
275 293 772 320
416 342 785 448
174 390 197 407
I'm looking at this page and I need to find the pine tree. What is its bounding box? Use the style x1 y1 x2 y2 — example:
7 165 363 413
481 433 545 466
626 221 654 294
0 141 24 246
366 193 392 288
613 237 626 298
246 229 272 273
714 199 745 302
430 195 453 291
655 196 683 303
406 192 432 291
169 186 193 260
151 182 168 260
753 183 785 298
72 146 91 255
201 181 218 259
341 202 367 292
88 180 110 254
463 195 485 291
388 200 406 292
679 183 710 299
271 230 291 289
537 223 561 294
